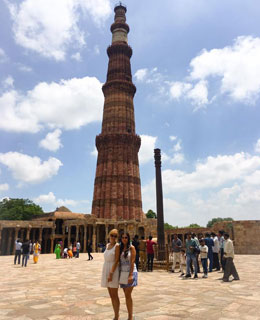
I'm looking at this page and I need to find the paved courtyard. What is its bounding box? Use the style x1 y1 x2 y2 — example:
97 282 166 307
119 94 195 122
0 253 260 320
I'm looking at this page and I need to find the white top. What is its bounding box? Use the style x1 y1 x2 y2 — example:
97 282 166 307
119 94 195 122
64 248 68 254
199 245 208 259
101 244 119 288
213 236 220 253
76 242 80 249
15 241 22 250
224 238 234 258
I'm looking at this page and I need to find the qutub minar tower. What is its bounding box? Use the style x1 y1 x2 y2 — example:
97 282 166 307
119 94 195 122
91 3 143 222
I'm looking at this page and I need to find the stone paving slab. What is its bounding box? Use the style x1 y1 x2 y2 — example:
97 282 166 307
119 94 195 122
0 254 260 319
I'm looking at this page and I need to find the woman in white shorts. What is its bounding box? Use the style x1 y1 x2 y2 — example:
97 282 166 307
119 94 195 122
101 229 120 320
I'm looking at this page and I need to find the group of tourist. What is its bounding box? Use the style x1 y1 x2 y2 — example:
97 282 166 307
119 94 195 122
54 240 93 260
14 239 41 267
171 231 239 282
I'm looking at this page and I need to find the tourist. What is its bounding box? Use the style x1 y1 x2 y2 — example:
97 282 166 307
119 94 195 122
68 248 73 258
185 232 198 279
171 234 182 273
28 240 32 260
204 233 214 272
199 238 208 278
192 233 200 273
21 239 30 267
139 236 147 271
54 243 61 259
212 232 220 271
119 233 138 320
218 230 225 271
63 247 68 258
14 238 22 265
33 241 41 264
101 229 120 320
222 233 239 282
179 249 186 276
76 241 80 258
132 235 140 271
72 243 77 257
146 235 156 272
87 240 93 260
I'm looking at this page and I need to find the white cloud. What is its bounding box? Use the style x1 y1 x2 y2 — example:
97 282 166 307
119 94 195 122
17 63 32 72
2 76 14 88
0 76 103 133
0 48 7 63
170 82 192 99
170 153 184 165
255 139 260 153
169 136 177 141
142 151 260 226
0 152 62 184
187 80 208 106
39 129 63 152
7 0 111 60
91 147 98 157
34 191 77 207
134 68 148 82
71 52 82 62
173 141 182 152
139 135 157 165
0 184 9 192
163 152 260 193
190 36 260 103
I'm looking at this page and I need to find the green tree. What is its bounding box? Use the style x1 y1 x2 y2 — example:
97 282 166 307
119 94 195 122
0 198 44 220
145 209 157 219
186 223 202 228
206 217 233 228
164 222 178 230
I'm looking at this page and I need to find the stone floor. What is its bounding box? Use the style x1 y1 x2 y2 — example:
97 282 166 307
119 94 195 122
0 254 259 320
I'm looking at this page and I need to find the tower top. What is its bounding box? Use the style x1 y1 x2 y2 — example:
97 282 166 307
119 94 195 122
111 2 129 44
114 2 127 13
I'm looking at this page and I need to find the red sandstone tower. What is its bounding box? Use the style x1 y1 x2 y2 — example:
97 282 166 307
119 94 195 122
91 3 143 222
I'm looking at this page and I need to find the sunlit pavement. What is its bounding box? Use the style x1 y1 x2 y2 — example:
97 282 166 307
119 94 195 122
0 253 260 320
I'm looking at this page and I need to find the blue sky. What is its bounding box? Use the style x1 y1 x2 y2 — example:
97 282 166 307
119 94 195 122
1 0 260 227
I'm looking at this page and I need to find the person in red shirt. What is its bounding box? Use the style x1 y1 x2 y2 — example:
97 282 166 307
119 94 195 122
146 236 157 272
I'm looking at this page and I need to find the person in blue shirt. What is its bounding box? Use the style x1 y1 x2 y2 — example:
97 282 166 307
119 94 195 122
185 232 198 279
204 233 214 272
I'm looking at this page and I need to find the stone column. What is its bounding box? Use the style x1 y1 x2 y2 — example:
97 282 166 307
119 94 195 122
26 227 31 240
50 227 55 254
105 224 108 244
92 225 97 253
96 225 100 251
76 225 79 242
88 225 92 241
154 148 165 261
12 228 19 254
124 223 127 234
39 228 43 244
83 225 87 253
68 226 71 247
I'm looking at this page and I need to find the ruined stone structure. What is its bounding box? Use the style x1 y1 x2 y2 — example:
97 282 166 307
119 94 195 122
0 206 157 255
92 4 142 222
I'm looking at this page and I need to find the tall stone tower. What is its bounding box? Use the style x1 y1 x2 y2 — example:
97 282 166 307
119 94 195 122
91 3 143 222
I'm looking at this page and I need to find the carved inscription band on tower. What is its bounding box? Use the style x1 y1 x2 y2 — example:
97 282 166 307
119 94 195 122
91 4 143 222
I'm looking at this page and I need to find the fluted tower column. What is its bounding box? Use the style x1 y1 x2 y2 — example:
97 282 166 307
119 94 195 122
91 4 143 222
